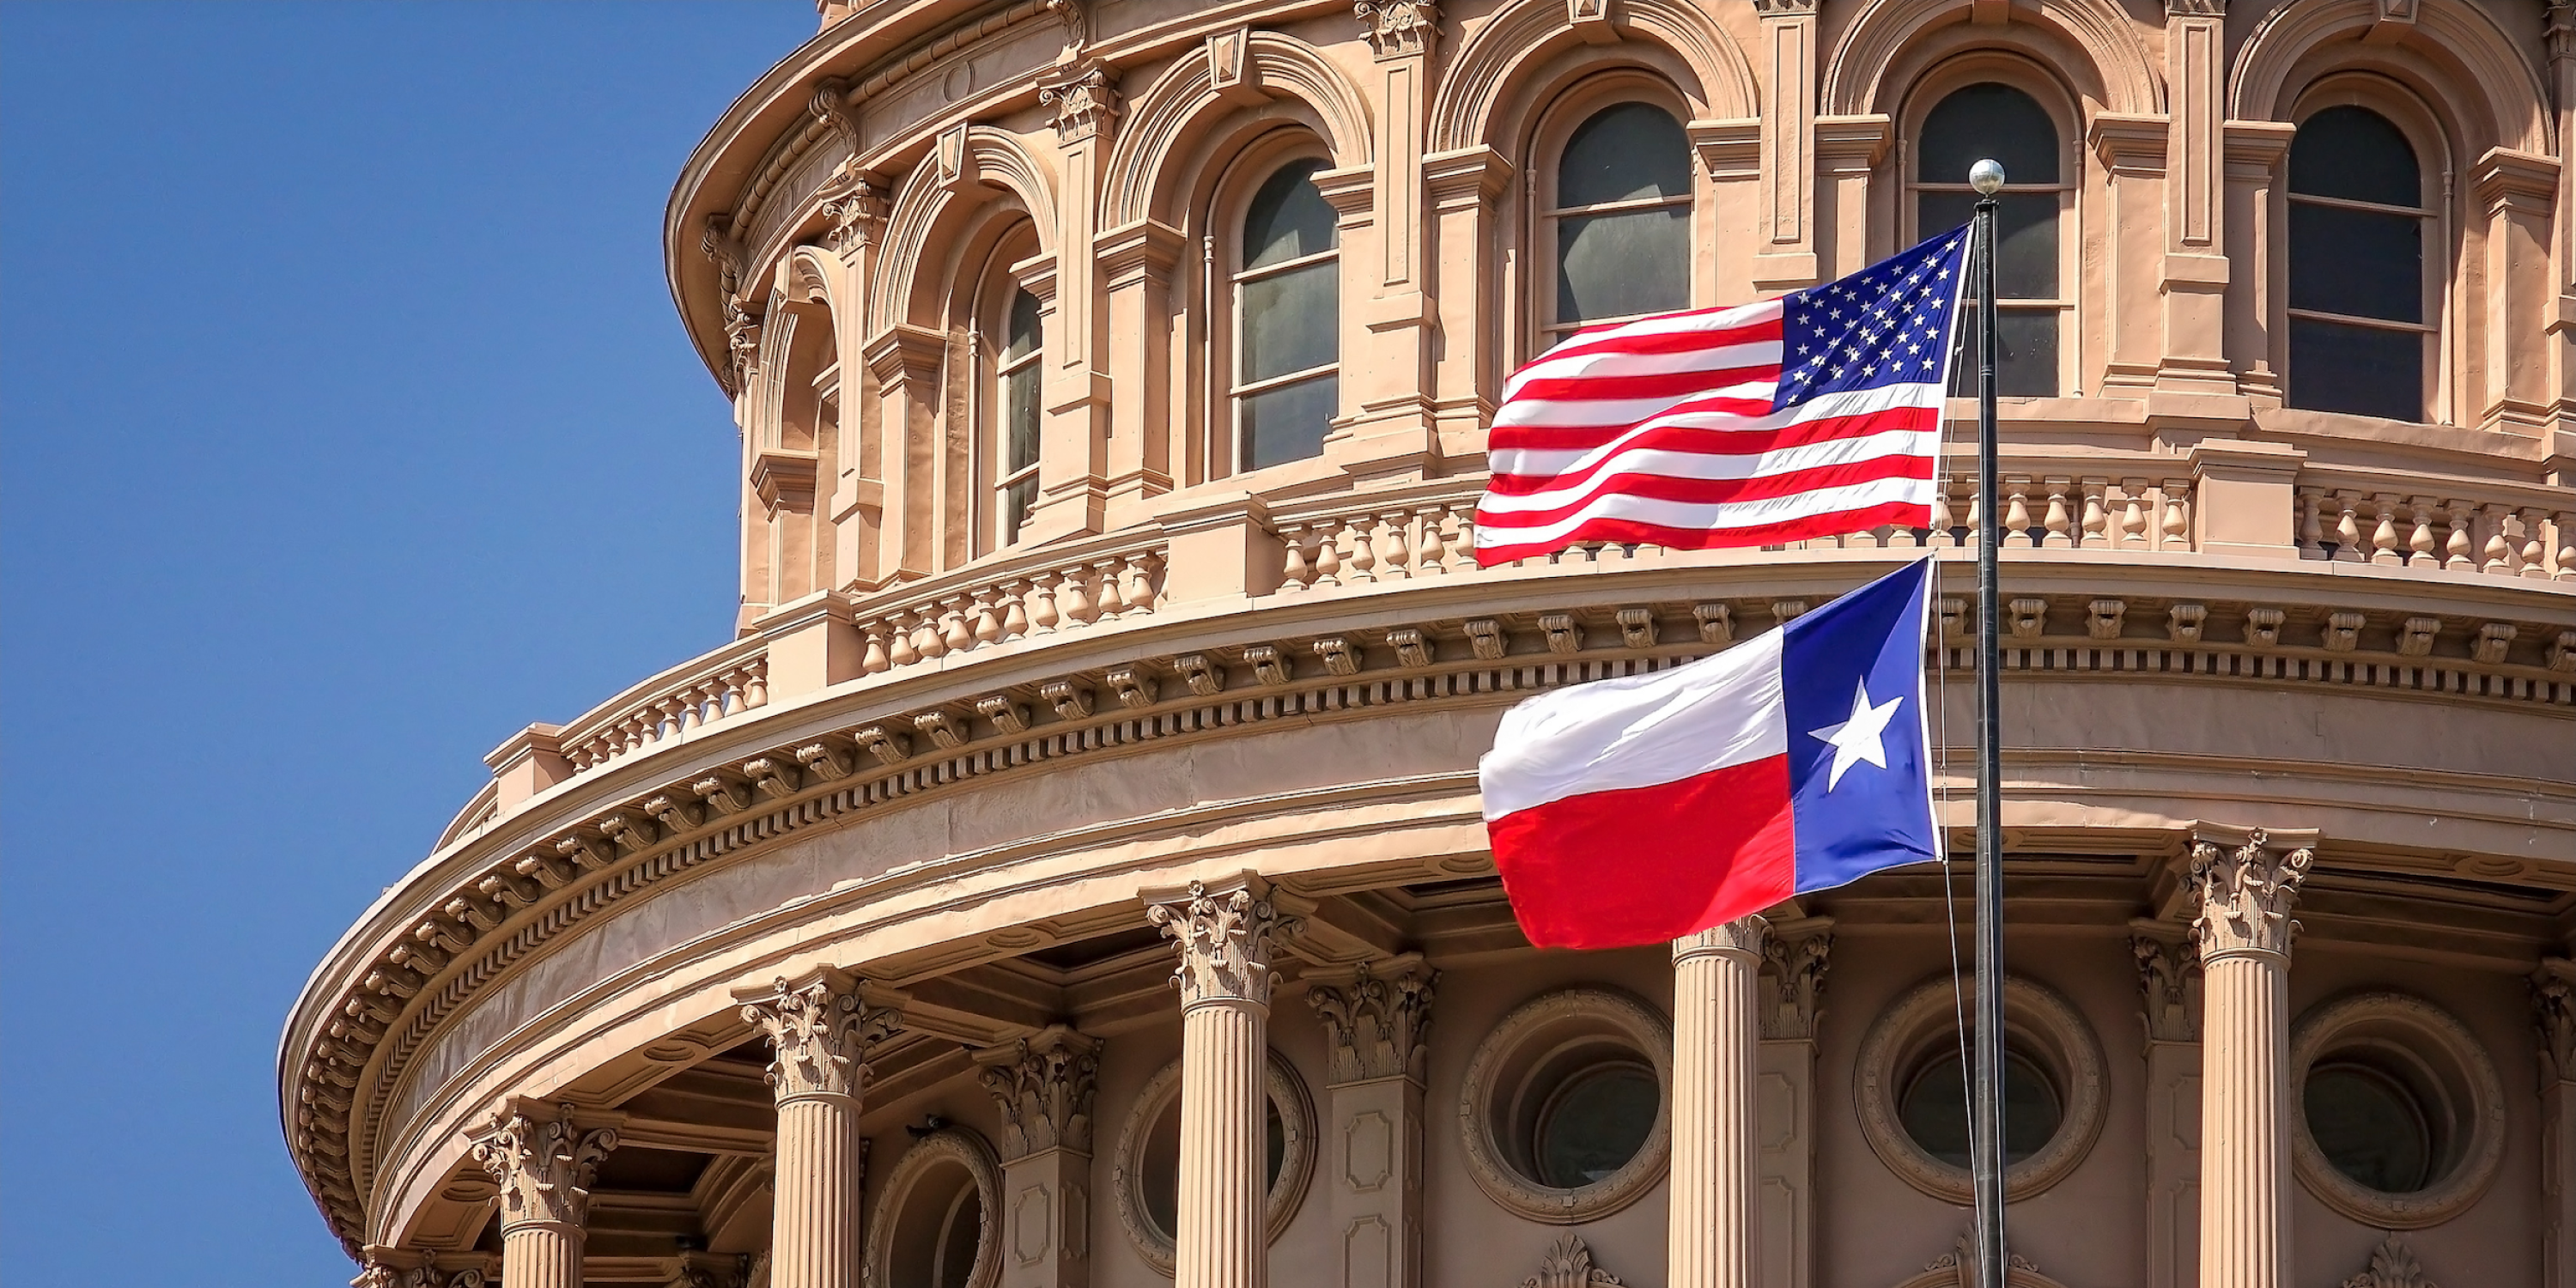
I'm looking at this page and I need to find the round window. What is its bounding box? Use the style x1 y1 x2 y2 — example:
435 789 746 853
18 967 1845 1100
2287 992 2504 1228
864 1128 999 1288
1459 987 1673 1224
1112 1050 1315 1277
1853 975 2105 1204
1897 1047 2063 1169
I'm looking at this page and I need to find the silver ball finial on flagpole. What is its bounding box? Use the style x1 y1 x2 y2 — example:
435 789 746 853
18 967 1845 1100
1969 158 2006 195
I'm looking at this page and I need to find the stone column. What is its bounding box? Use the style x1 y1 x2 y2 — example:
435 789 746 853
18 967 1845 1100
471 1099 619 1288
2537 959 2576 1288
1145 877 1296 1288
1306 956 1437 1288
977 1026 1103 1288
738 968 903 1288
1754 921 1831 1288
1670 918 1766 1288
2133 923 2202 1288
2188 828 2312 1288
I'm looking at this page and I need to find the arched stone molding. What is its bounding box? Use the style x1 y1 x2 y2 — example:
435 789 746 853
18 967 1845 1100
864 1126 1005 1288
2228 0 2551 155
1819 0 2162 118
1102 32 1374 230
1426 0 1757 154
865 125 1060 339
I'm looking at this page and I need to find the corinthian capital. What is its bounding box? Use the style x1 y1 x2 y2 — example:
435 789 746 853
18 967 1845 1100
2186 829 2314 960
469 1100 618 1232
2536 960 2576 1084
1354 0 1438 58
975 1025 1102 1159
1308 956 1437 1084
737 968 903 1103
1036 62 1119 144
1145 877 1297 1008
1759 924 1833 1041
2132 929 2201 1042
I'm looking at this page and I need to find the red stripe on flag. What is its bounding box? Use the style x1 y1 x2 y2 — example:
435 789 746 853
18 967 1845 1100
1485 455 1934 525
1504 363 1783 405
1472 500 1934 567
1487 755 1798 951
1516 316 1783 371
1485 406 1940 490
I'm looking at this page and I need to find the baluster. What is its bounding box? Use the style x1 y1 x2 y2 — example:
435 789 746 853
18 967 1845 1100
2119 477 2150 549
2368 495 2403 565
1930 480 1956 548
2160 480 2192 551
1127 552 1163 614
1058 564 1097 624
655 698 687 744
2555 512 2575 582
1091 558 1127 617
1455 509 1477 564
999 580 1031 640
1964 489 1984 548
2041 477 2074 548
887 616 920 667
1029 572 1063 632
1378 512 1412 579
678 686 708 732
1346 518 1379 584
1281 525 1315 592
940 598 975 653
2480 503 2513 574
2518 507 2551 579
2079 478 2107 550
1311 521 1345 587
912 605 948 659
2297 487 2326 559
2405 498 2437 566
861 624 892 674
2003 477 2034 548
742 659 769 708
2440 501 2472 571
2332 492 2366 562
1415 506 1449 573
969 590 1004 645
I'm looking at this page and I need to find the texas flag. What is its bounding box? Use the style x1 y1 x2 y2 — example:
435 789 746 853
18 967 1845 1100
1479 559 1941 950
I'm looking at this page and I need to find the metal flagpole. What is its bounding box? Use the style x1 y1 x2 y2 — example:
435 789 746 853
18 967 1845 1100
1966 157 2009 1288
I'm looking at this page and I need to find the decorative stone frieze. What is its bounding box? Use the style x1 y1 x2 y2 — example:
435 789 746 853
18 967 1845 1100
1353 0 1437 59
470 1100 618 1232
1306 956 1437 1084
738 968 903 1103
2188 829 2313 961
975 1025 1102 1159
1146 878 1294 1009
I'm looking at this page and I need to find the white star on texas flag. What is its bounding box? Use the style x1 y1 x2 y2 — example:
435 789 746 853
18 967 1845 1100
1806 679 1905 790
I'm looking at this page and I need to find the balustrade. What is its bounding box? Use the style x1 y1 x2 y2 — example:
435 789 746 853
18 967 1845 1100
559 653 771 775
2295 483 2572 578
850 544 1166 676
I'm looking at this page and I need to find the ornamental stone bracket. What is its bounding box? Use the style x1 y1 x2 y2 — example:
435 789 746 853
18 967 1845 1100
2184 825 2318 962
734 968 907 1104
1305 954 1437 1085
467 1098 621 1233
974 1024 1102 1159
2537 958 2576 1083
1144 874 1300 1009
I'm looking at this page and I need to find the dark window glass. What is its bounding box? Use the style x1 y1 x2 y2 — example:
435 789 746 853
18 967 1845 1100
1945 303 2061 399
1901 1048 2063 1168
1243 159 1337 270
934 1189 983 1288
2287 318 2421 419
1558 101 1692 208
1241 260 1338 383
1241 374 1338 470
998 288 1042 543
1145 1093 1291 1241
1918 82 2060 186
2305 1063 2433 1193
1918 191 2058 299
1005 289 1041 361
2289 106 2420 207
1534 1062 1660 1188
1558 206 1692 324
2288 203 2421 322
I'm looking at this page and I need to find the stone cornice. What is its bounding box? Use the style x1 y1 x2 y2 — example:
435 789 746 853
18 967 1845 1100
283 560 2575 1255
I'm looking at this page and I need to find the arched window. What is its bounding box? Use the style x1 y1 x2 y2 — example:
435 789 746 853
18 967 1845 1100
1913 82 2068 397
993 289 1042 544
1546 100 1692 340
1233 158 1340 472
2287 106 2429 421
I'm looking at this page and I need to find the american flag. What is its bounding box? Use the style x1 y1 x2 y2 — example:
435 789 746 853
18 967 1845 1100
1473 228 1972 566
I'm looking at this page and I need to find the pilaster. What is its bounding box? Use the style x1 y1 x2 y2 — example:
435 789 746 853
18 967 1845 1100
2134 922 2202 1288
1672 918 1765 1288
2091 113 2169 395
1754 920 1830 1288
2550 1 2576 433
470 1099 620 1288
1813 117 1891 279
1751 0 1820 291
2187 826 2315 1288
1095 218 1182 515
1422 146 1514 458
1339 0 1441 474
1145 876 1299 1288
976 1026 1103 1288
737 968 904 1288
2220 122 2295 403
1035 60 1121 537
2470 149 2560 433
2159 0 2231 396
1305 955 1436 1288
820 170 890 590
2537 958 2576 1288
860 324 950 581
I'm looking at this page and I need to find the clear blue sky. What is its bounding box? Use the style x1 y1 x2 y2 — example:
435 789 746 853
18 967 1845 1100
2 4 815 1282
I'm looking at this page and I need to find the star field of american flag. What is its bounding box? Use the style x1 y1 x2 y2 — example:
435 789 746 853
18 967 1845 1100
1773 226 1970 409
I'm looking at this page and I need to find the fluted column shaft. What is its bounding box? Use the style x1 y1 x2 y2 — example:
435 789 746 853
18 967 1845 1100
2188 830 2311 1288
471 1099 617 1288
1670 919 1765 1288
1148 878 1294 1288
738 967 902 1288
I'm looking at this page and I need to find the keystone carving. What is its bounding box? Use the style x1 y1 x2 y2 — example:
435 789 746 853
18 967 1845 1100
1759 928 1832 1041
2187 829 2313 960
1354 0 1438 58
1308 957 1437 1084
975 1026 1101 1159
1524 1236 1621 1288
2134 932 2201 1042
2340 1235 2439 1288
469 1101 619 1232
1145 878 1296 1008
738 969 903 1103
